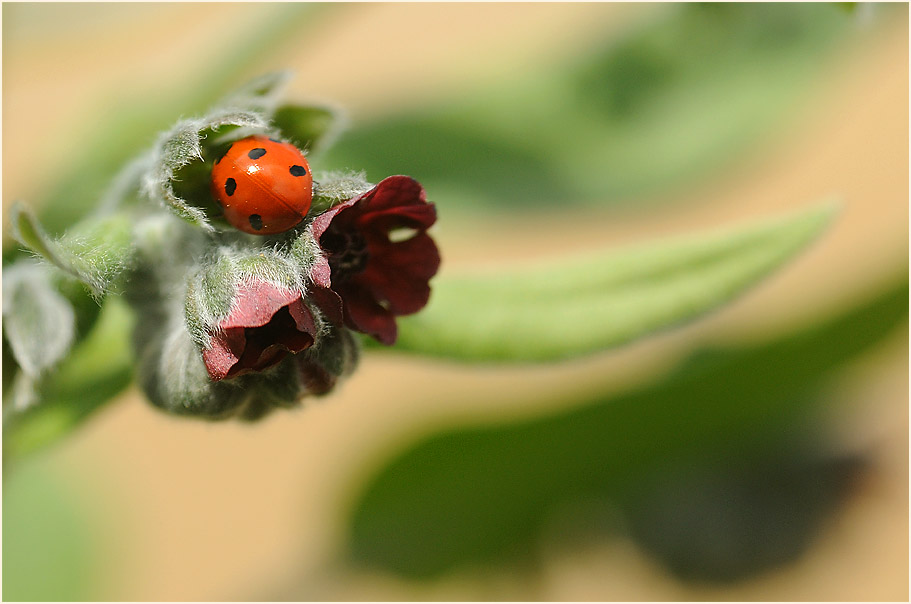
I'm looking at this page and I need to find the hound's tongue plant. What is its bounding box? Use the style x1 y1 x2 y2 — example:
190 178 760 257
3 72 835 457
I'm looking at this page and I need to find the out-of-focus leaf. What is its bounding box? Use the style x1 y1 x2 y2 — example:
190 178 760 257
1 268 105 402
3 297 135 462
215 70 292 115
560 3 854 199
273 104 344 156
325 3 858 212
3 459 99 601
620 451 867 582
835 3 858 14
2 261 75 379
3 335 17 397
323 116 571 209
345 276 907 577
10 204 134 298
394 203 835 361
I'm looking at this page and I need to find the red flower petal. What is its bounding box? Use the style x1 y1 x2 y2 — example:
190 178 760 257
221 279 305 329
335 282 398 345
359 233 441 315
356 175 426 213
310 175 439 345
309 256 333 290
361 203 438 234
311 200 352 241
307 283 344 325
202 279 317 381
202 327 247 381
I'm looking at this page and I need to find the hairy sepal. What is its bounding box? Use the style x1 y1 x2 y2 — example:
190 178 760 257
310 171 373 216
141 109 268 231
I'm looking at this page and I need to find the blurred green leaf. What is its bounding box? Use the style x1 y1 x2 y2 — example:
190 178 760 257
3 333 17 396
325 3 858 212
4 297 135 463
619 450 867 582
835 3 858 14
273 104 344 156
560 3 854 200
394 203 835 361
214 70 293 115
3 459 99 601
1 267 105 403
2 261 76 379
323 116 570 209
345 275 907 577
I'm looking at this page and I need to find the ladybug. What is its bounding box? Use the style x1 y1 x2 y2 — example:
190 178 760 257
210 135 313 235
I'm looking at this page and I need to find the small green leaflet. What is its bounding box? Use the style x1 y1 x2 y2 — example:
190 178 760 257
10 205 133 300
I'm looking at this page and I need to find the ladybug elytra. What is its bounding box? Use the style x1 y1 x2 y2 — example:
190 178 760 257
210 135 313 235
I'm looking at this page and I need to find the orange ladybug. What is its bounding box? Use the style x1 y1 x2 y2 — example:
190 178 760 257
210 135 313 234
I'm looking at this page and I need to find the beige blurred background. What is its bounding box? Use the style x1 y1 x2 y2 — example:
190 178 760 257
3 4 907 601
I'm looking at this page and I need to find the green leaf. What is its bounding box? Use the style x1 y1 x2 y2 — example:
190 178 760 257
10 204 134 299
324 3 859 212
323 117 569 211
3 459 99 601
3 297 135 462
2 261 75 379
394 203 836 362
345 276 908 578
215 70 292 115
616 451 866 582
273 104 344 155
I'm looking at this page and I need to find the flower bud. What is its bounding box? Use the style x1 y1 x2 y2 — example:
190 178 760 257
135 302 249 418
296 325 360 396
201 277 318 381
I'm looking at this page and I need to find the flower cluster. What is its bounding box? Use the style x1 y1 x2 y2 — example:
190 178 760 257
200 175 440 385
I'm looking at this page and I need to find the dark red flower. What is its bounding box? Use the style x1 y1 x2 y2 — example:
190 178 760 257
202 278 317 381
310 175 440 345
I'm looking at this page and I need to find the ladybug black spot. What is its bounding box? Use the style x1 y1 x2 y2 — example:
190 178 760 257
225 178 237 196
249 214 263 231
248 148 267 160
289 165 307 177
